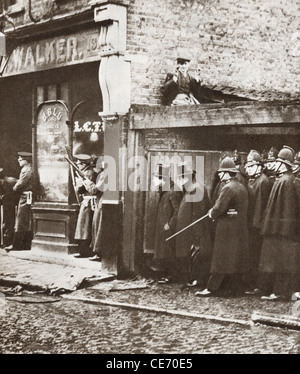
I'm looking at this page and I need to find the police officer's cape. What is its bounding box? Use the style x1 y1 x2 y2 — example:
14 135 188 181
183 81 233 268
262 173 298 240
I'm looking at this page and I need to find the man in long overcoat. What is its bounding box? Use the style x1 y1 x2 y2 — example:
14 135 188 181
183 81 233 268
4 152 33 252
175 163 212 286
244 150 272 293
73 154 98 258
150 164 183 283
196 157 249 297
84 158 105 261
259 146 300 300
264 146 279 186
0 168 18 247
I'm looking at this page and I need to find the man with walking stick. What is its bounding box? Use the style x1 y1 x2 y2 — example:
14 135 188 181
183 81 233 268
174 162 212 287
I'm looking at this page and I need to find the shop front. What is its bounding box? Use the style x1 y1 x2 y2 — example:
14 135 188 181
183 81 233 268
0 2 131 275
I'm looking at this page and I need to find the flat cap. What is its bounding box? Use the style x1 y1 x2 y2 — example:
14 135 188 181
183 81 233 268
74 154 92 163
18 152 32 158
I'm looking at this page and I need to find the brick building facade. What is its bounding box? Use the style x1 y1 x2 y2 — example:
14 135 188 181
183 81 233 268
0 0 299 275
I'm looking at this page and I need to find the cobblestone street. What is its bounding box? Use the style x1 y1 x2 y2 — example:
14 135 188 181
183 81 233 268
1 281 300 354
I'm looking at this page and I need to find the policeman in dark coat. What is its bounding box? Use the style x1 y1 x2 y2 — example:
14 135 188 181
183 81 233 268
210 151 234 205
0 168 18 247
264 146 279 186
150 164 183 283
196 157 249 297
162 56 201 106
259 146 300 300
4 152 33 252
73 154 98 258
175 162 212 286
293 151 300 203
244 150 272 293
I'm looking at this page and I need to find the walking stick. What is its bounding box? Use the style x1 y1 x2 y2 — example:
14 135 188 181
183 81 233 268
165 213 209 242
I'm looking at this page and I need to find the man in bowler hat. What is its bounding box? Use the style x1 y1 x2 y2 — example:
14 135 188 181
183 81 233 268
149 163 183 283
175 162 212 287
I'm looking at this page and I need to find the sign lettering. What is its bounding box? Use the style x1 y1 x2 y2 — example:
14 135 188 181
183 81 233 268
4 27 115 77
74 121 104 133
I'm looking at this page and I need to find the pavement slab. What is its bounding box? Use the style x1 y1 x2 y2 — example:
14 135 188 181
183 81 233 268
1 249 300 332
0 249 115 292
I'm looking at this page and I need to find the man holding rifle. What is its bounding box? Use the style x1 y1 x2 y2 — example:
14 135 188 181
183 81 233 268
71 154 98 259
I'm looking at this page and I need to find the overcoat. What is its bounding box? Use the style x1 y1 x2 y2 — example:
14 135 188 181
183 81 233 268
248 173 272 231
0 176 18 243
175 183 212 283
153 186 182 260
84 171 105 255
261 172 298 239
13 164 33 232
294 173 300 210
210 178 249 274
259 172 300 273
175 183 212 259
74 167 97 241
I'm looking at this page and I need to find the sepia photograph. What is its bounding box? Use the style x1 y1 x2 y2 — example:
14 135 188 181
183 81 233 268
0 0 300 357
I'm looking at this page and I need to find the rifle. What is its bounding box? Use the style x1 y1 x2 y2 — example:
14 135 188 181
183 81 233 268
65 156 89 182
165 213 209 242
64 147 81 204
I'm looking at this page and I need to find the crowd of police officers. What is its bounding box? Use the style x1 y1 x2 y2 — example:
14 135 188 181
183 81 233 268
149 145 300 301
1 146 300 301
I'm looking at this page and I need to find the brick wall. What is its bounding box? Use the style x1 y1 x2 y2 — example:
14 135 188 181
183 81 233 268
4 0 299 105
126 0 300 105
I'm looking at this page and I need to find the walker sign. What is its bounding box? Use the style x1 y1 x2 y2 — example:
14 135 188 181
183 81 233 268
3 26 110 77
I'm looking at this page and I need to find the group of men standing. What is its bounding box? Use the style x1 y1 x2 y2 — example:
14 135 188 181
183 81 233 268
0 151 105 262
149 145 300 301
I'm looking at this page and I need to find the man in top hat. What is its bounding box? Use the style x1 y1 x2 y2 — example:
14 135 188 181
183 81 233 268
244 150 272 294
196 157 249 297
0 168 18 247
232 150 248 187
4 152 33 252
175 161 212 287
162 56 202 106
149 163 183 283
258 146 300 300
264 146 279 185
73 154 99 258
